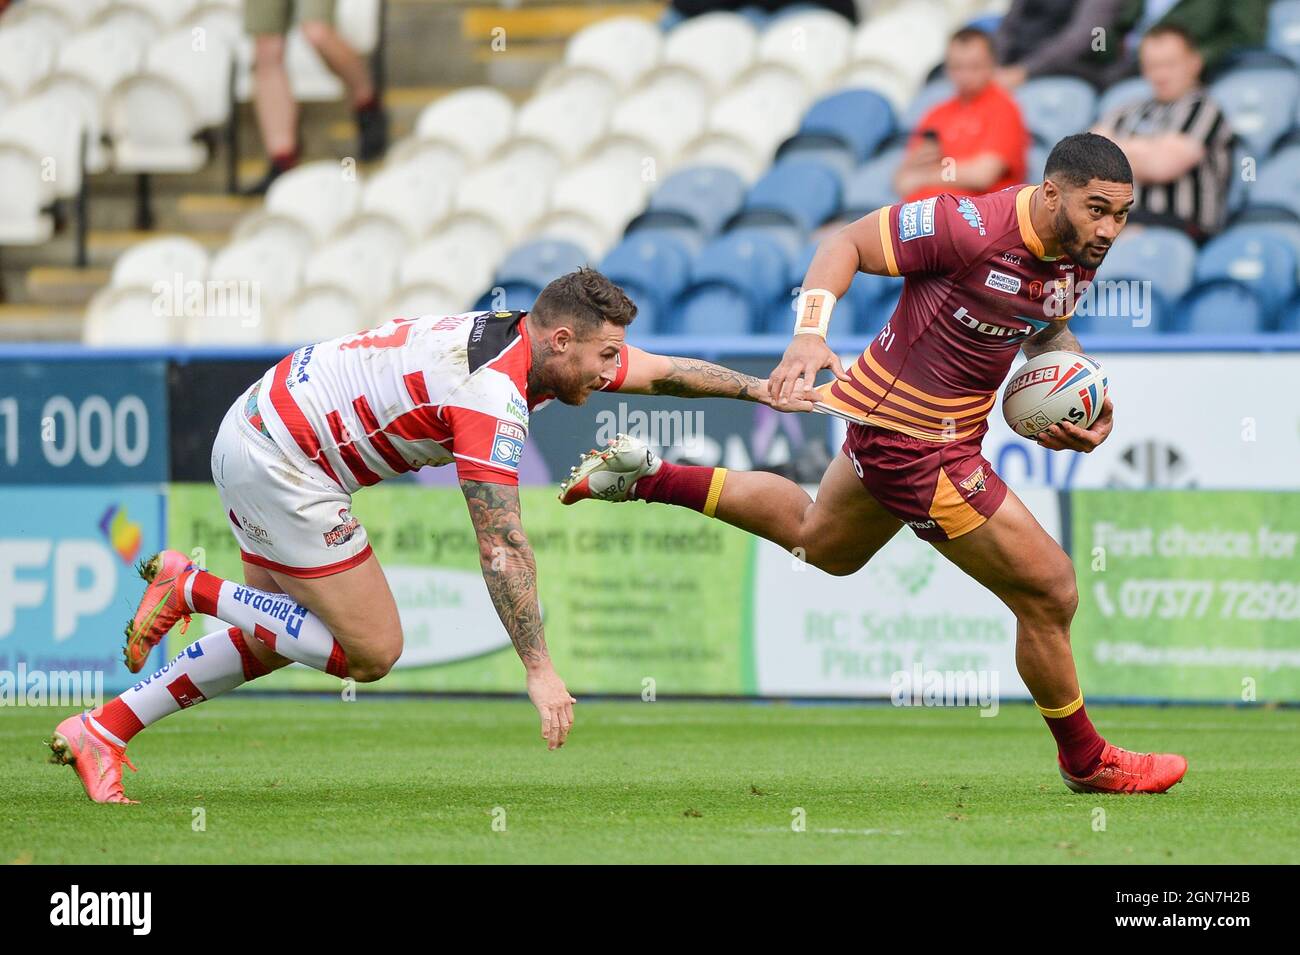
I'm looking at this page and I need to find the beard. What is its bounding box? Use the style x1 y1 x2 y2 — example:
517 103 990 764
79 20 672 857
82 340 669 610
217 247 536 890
1053 206 1108 269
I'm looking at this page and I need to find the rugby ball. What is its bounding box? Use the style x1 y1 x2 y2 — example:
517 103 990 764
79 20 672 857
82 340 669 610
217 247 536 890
1002 351 1108 439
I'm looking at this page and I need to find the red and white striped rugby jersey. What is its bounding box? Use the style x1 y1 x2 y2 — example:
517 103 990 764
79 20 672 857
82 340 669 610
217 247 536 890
252 310 629 491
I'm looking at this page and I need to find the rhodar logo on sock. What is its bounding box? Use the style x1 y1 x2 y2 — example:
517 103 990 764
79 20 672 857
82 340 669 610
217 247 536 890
99 505 142 565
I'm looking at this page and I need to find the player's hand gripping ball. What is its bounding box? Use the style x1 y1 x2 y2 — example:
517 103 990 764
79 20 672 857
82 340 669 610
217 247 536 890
1003 351 1108 442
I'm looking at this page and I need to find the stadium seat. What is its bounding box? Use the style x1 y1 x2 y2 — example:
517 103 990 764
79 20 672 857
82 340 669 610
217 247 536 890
1095 76 1151 121
145 28 234 130
0 92 83 201
195 238 305 344
677 131 766 183
622 217 706 257
550 152 653 237
1016 76 1096 146
1279 295 1300 331
708 63 811 159
683 231 791 317
0 26 56 101
231 210 317 262
399 219 505 310
83 285 178 346
609 69 709 166
775 135 855 181
1196 229 1298 317
1027 141 1049 181
1209 68 1299 157
851 4 948 88
530 209 618 260
383 282 466 321
304 226 404 309
842 145 904 217
1094 227 1199 302
472 281 541 313
600 232 695 334
723 220 805 261
655 165 748 237
107 73 209 173
29 72 110 174
1270 0 1300 64
1176 279 1269 334
515 84 616 162
266 160 363 242
756 9 852 90
53 22 146 98
90 1 166 46
361 158 457 240
21 0 106 31
738 158 842 232
795 88 896 162
1068 285 1166 336
454 159 552 244
564 16 662 91
276 284 367 344
1249 145 1300 217
111 235 209 290
0 1 78 40
672 285 758 336
413 87 516 163
662 12 757 93
0 143 54 244
497 239 589 289
1224 216 1300 281
831 61 918 117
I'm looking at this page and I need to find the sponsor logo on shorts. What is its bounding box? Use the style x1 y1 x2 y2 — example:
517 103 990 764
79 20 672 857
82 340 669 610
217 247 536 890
984 269 1022 295
323 507 361 548
898 197 937 242
959 465 987 495
491 420 525 469
236 514 273 546
957 197 986 236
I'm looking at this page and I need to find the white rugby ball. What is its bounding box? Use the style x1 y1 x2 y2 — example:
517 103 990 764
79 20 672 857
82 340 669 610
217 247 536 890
1002 351 1108 439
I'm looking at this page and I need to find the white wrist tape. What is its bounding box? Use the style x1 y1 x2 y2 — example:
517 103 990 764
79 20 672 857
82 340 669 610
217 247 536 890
793 288 837 338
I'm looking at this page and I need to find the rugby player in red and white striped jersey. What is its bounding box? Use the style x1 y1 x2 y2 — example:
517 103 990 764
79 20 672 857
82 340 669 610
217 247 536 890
49 269 805 803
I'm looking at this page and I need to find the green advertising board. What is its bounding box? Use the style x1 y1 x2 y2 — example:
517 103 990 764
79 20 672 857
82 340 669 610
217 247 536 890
168 483 754 695
1071 491 1300 702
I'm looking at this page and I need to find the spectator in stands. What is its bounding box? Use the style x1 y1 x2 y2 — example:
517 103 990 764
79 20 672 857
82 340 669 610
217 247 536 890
1092 23 1234 241
244 0 388 195
994 0 1128 90
892 29 1029 203
1120 0 1269 78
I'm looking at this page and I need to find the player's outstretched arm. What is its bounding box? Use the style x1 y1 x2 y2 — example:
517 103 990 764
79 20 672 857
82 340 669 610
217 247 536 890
1021 319 1114 453
460 478 576 750
614 346 816 411
770 208 895 404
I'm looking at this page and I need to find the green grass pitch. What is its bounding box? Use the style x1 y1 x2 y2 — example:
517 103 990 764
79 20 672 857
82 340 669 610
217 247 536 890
3 698 1297 864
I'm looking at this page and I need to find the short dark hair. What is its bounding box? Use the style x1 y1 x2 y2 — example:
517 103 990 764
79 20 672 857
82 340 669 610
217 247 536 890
533 267 637 334
1044 132 1133 189
1142 22 1197 52
949 26 995 55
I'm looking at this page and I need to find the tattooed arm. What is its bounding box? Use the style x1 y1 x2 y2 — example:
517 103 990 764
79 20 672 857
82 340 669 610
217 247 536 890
612 346 816 409
460 478 575 749
1020 319 1114 453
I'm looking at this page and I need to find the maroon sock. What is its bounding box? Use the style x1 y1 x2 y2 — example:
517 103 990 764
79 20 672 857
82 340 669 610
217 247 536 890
354 93 379 113
1043 702 1107 777
270 147 299 172
632 461 725 514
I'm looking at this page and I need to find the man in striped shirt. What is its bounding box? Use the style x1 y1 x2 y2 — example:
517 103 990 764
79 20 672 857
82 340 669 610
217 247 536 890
1092 23 1234 242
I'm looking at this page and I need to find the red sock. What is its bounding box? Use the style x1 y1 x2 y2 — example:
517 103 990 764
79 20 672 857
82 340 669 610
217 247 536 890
91 698 146 746
633 462 727 515
354 93 379 113
270 147 299 172
1042 698 1106 777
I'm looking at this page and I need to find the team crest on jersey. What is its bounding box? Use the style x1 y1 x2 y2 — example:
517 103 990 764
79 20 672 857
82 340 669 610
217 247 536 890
898 197 937 242
491 421 525 469
957 197 986 236
959 466 988 495
323 507 361 547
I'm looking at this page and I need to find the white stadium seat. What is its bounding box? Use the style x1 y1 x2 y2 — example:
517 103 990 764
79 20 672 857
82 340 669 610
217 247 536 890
105 0 199 29
361 159 456 239
284 29 343 102
193 238 305 344
111 235 210 290
530 209 617 260
0 142 55 244
852 3 949 87
265 160 363 241
455 159 554 243
381 136 466 181
677 132 766 183
88 2 165 47
563 16 662 90
231 210 318 261
30 73 110 174
0 28 58 101
83 284 179 346
276 284 367 345
663 12 758 93
382 282 466 321
0 2 77 44
399 220 506 307
107 73 208 173
413 86 515 162
549 152 652 236
757 10 852 91
337 0 382 55
835 61 921 116
147 28 234 128
515 85 614 161
24 0 110 31
53 23 146 97
0 92 83 199
609 68 709 166
304 236 400 311
537 64 618 103
708 64 811 159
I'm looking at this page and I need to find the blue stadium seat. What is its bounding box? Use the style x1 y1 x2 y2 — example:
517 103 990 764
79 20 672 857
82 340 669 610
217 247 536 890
648 165 747 236
1095 227 1199 301
1209 68 1300 157
624 213 705 256
842 145 904 217
1279 295 1300 331
1068 285 1166 336
775 136 856 180
473 281 540 313
673 286 758 336
1196 228 1298 317
1175 280 1269 334
1270 0 1300 64
1249 145 1300 216
496 238 588 288
1015 76 1097 146
739 158 842 232
736 5 770 30
600 232 694 335
671 231 791 334
1027 141 1049 182
847 272 901 335
1095 77 1152 121
903 80 952 130
724 220 805 259
796 88 897 162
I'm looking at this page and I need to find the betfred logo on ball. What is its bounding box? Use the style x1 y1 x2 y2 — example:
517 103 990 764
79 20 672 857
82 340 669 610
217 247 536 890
1002 351 1107 439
